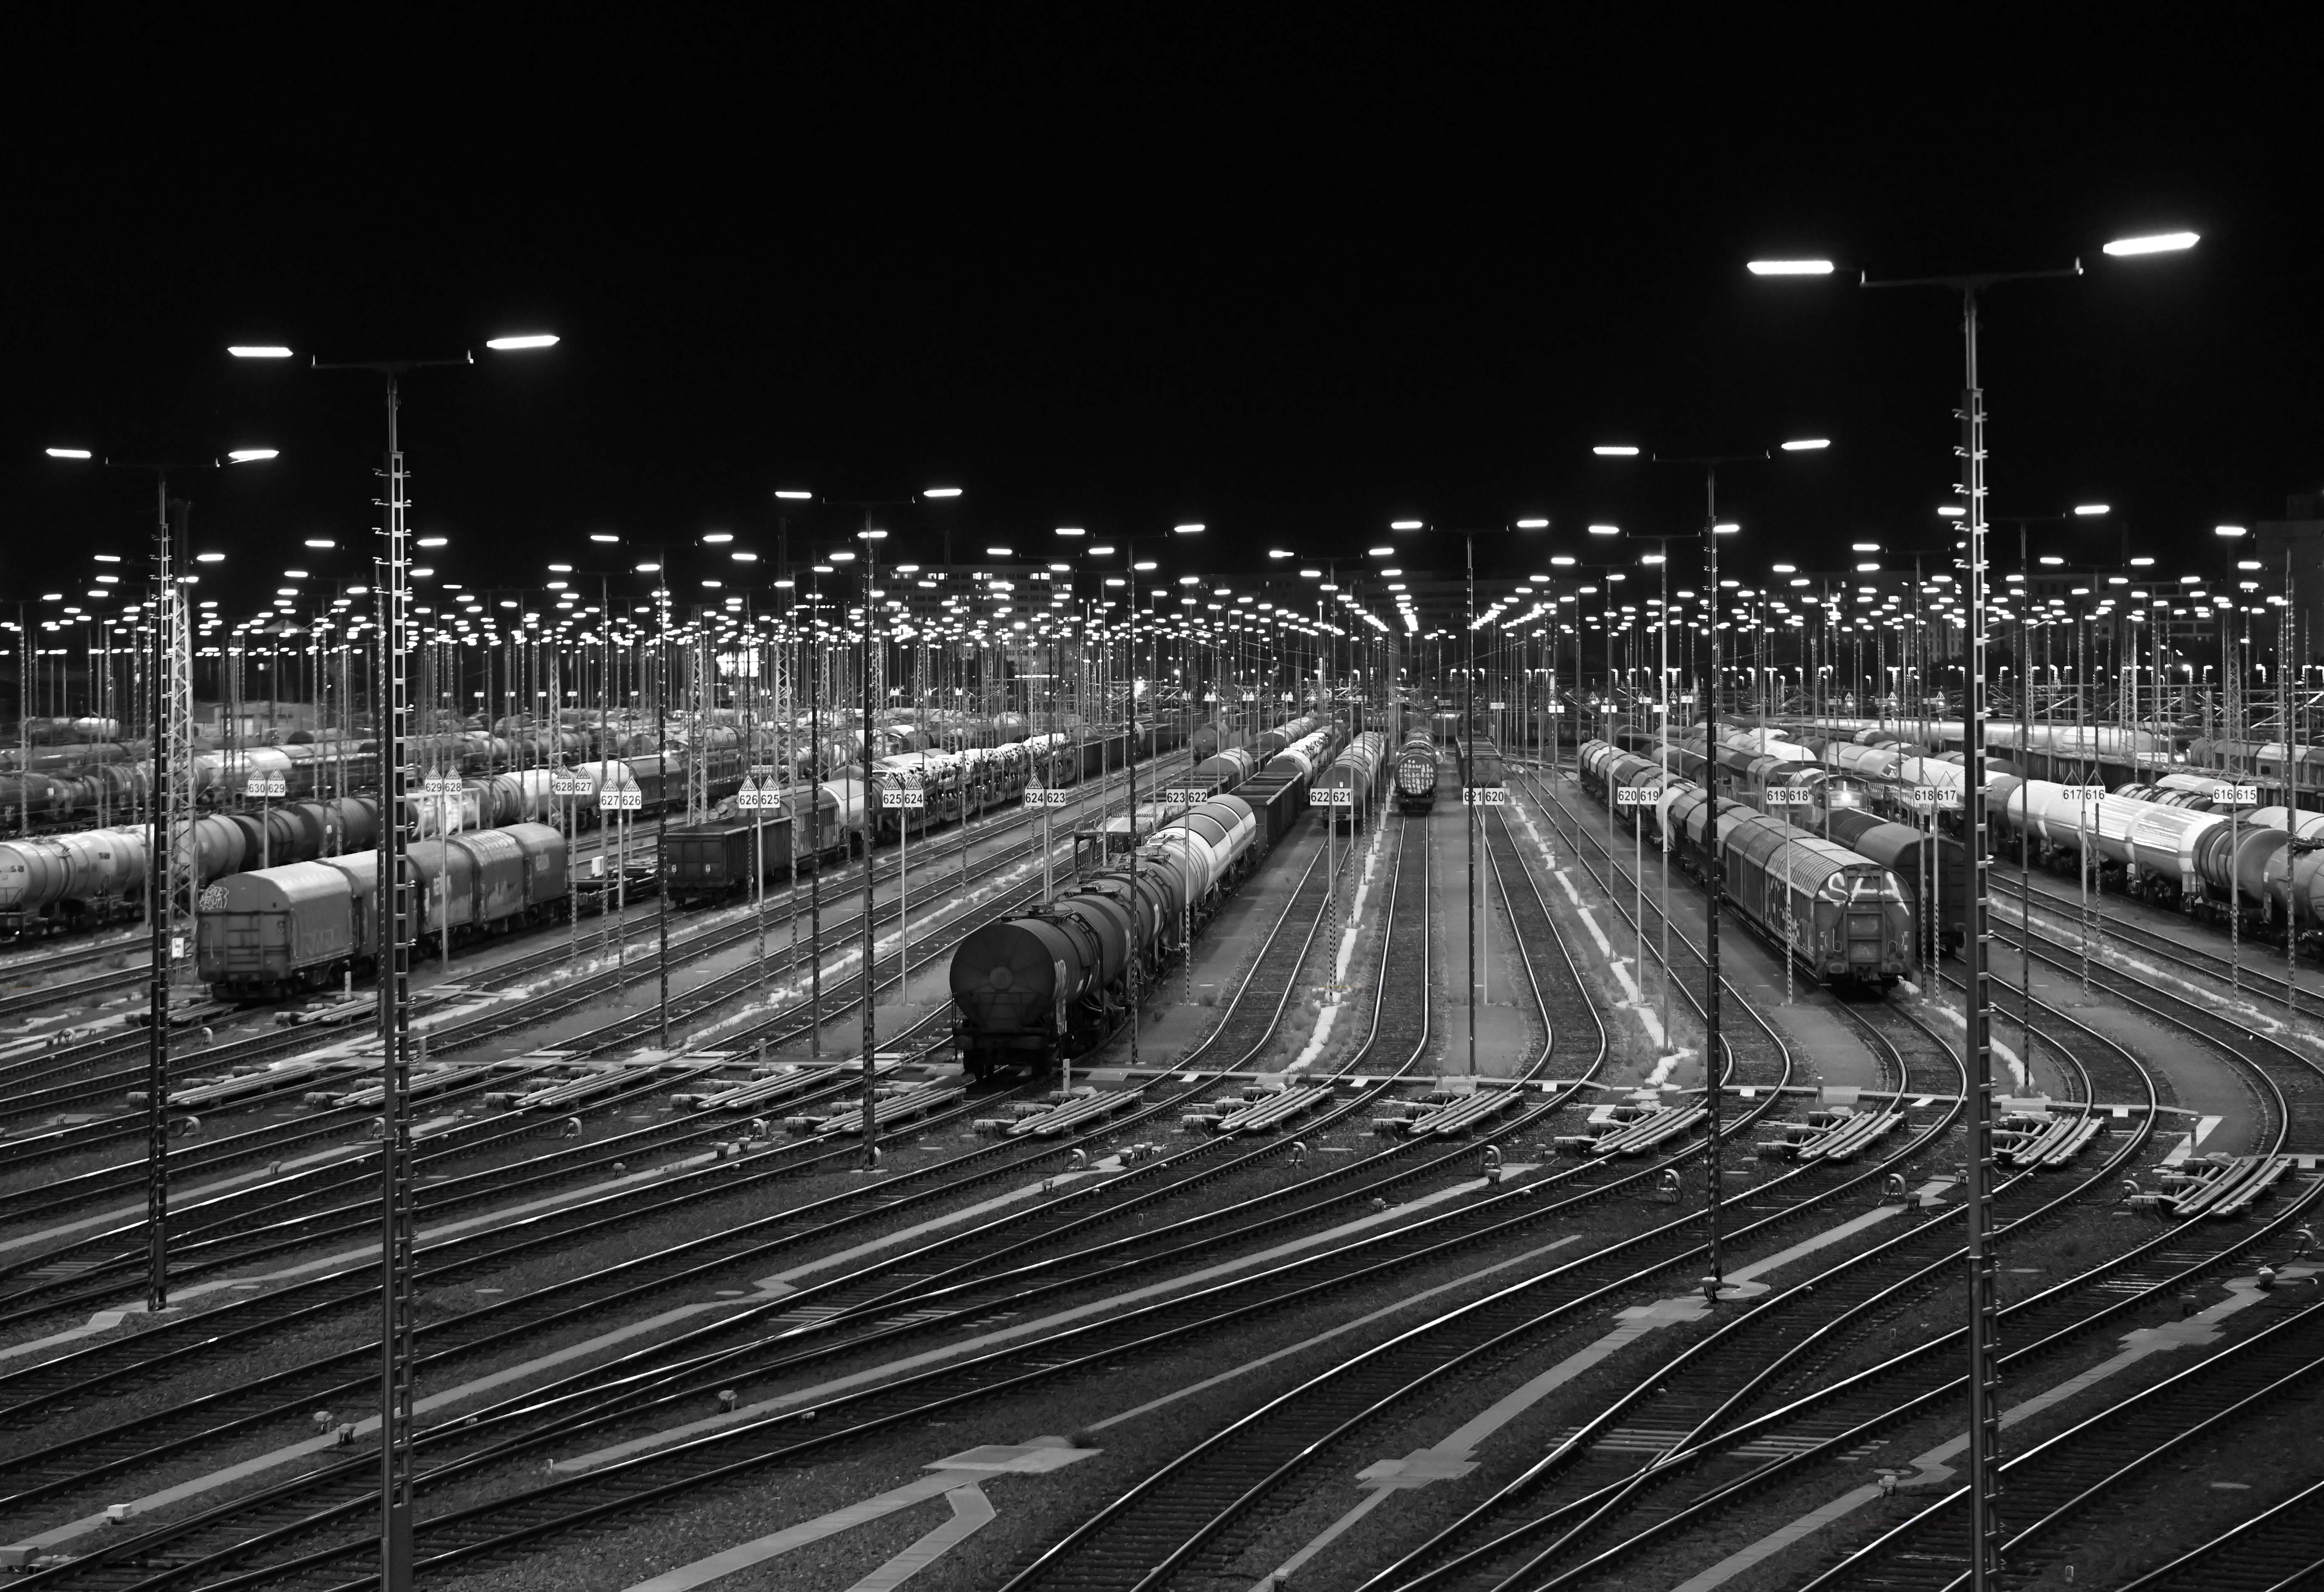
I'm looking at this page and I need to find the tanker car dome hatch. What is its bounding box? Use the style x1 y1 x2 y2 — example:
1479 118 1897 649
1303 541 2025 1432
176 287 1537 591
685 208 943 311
989 966 1016 990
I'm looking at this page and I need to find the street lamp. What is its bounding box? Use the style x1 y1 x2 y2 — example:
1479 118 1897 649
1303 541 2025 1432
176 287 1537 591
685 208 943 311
236 331 554 1592
1593 437 1826 1294
794 490 963 1164
45 441 272 1321
1762 226 2194 1591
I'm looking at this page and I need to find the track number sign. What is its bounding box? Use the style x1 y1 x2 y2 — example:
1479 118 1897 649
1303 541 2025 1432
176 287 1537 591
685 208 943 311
1463 787 1509 806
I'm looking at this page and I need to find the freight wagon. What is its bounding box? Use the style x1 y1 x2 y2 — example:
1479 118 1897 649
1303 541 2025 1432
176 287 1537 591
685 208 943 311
196 822 568 1000
1394 730 1441 816
949 789 1280 1080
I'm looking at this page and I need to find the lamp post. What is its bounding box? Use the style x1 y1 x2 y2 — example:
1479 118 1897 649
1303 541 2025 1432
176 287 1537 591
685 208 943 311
245 329 554 1592
45 442 271 1318
1595 435 1827 1292
800 490 961 1164
1758 225 2195 1590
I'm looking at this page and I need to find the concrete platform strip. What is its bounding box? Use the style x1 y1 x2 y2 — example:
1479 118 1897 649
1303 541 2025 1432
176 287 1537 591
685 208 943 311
1243 1180 1954 1590
1668 1263 2317 1592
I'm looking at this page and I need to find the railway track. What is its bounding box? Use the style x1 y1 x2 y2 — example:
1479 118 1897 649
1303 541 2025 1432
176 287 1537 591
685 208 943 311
987 803 1805 1591
1347 969 2173 1591
0 751 1194 1159
1990 913 2324 1153
0 813 1591 1590
1377 761 2324 1592
1801 1291 2324 1592
2114 1469 2324 1591
0 822 1372 1581
0 838 1058 1336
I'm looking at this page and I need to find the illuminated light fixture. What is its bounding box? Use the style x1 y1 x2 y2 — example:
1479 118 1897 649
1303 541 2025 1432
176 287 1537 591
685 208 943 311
1713 522 1740 534
227 448 279 463
94 554 120 563
485 333 559 350
703 532 733 544
2215 524 2247 537
1300 567 1321 578
45 447 94 459
1747 259 1835 275
635 561 661 572
194 553 225 564
1780 438 1830 452
1588 524 1619 536
1174 522 1204 534
228 344 295 358
829 551 855 562
1134 560 1158 572
2103 231 2199 256
859 528 887 541
1856 562 1881 572
775 490 813 501
1592 445 1640 457
591 532 620 542
2074 503 2110 516
1053 526 1086 538
923 486 963 498
1772 563 1797 574
1390 519 1424 530
415 537 448 549
1938 506 1966 517
1852 542 1880 552
1088 544 1114 556
1516 518 1549 529
303 538 336 549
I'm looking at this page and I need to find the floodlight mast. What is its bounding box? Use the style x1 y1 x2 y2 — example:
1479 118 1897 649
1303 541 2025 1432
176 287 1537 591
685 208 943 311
1856 261 2087 1587
305 342 544 1592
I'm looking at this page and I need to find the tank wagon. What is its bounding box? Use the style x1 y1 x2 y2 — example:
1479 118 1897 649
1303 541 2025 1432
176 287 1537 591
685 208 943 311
1395 730 1441 815
1312 732 1390 830
0 796 383 940
949 791 1276 1079
196 821 569 1000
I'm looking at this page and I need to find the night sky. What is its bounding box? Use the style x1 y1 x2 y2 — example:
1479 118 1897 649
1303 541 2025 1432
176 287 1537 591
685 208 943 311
6 23 2318 629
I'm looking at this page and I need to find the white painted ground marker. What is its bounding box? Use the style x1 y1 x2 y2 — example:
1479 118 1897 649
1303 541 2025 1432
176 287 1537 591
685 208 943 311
619 1441 1091 1592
